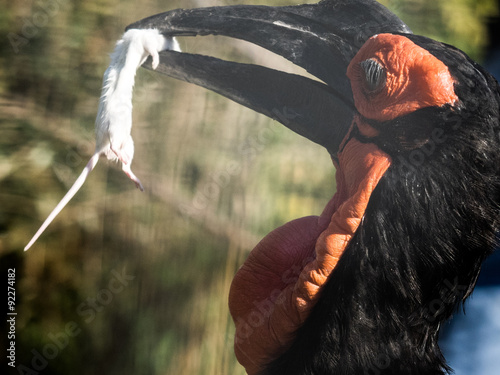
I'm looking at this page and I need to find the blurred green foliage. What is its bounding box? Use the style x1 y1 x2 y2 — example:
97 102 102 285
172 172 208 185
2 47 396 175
0 0 497 374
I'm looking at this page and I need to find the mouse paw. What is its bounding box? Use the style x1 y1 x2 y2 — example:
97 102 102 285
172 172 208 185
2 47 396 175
110 140 133 165
122 163 144 191
150 50 160 70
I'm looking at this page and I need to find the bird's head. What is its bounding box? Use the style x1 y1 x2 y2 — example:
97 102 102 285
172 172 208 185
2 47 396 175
127 0 499 160
128 1 500 373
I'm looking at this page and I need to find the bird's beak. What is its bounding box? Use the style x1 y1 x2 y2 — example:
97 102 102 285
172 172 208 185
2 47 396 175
126 0 411 154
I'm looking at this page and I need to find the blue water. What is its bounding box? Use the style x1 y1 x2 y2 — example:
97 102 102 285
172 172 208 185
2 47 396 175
440 251 500 374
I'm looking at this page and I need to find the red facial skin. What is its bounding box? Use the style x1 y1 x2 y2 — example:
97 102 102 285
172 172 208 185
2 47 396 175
348 33 458 122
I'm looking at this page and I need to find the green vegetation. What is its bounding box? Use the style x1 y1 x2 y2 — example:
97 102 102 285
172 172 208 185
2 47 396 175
0 0 497 374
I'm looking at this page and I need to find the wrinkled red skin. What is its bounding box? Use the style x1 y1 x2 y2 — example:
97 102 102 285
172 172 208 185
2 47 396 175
229 132 392 374
228 34 458 375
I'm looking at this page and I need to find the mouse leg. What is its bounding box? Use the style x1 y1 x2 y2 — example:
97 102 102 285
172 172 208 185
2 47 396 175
110 142 131 166
149 49 160 70
109 135 143 190
121 163 144 191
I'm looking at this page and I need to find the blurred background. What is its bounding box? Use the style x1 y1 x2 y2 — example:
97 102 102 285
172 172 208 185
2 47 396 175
0 0 498 374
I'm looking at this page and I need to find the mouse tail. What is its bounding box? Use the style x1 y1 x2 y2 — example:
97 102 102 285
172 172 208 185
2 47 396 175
24 153 101 251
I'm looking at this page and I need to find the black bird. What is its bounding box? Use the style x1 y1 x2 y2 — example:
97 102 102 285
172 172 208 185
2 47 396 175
128 1 500 374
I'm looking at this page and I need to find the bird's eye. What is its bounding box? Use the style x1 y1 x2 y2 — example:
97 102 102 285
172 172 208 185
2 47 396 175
360 59 386 94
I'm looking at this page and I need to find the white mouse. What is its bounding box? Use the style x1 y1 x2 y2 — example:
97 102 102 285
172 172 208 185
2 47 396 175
25 29 180 251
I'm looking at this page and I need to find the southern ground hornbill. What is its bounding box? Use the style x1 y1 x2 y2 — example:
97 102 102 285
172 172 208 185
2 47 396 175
126 0 500 374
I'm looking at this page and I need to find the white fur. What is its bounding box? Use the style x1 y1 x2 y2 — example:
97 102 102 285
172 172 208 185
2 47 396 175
96 29 180 166
25 30 180 251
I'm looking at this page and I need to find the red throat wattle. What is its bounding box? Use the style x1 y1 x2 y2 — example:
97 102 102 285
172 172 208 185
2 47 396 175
228 125 392 374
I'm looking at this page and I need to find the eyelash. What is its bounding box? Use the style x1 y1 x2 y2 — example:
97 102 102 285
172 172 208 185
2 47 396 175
360 58 386 94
